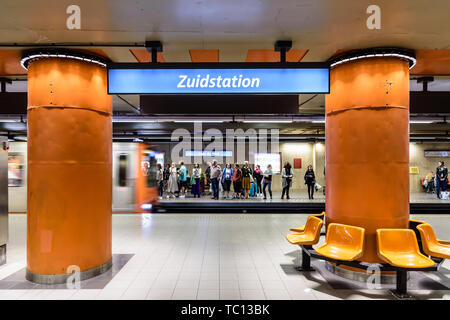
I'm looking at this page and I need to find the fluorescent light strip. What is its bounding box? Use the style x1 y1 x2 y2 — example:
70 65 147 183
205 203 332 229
330 52 416 69
243 120 292 123
174 120 225 123
21 53 107 70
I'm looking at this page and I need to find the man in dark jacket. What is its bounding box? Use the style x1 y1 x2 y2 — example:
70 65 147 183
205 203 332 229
436 161 448 199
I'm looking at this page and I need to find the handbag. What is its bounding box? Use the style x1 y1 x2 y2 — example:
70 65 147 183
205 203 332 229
314 183 322 191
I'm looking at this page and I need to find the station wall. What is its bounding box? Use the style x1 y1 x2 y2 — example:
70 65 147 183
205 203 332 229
7 141 448 212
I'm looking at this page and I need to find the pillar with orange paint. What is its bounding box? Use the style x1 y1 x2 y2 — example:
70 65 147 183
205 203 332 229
325 55 411 264
26 54 112 283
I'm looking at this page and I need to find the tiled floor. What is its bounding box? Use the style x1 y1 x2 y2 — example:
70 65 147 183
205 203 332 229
1 213 450 300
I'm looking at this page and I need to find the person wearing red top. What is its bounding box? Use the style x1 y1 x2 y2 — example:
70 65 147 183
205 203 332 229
232 163 243 199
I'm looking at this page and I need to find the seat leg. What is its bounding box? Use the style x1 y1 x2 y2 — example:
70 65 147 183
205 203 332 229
390 270 414 299
295 246 315 272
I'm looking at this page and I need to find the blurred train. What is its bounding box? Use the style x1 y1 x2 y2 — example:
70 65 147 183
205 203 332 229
7 142 161 213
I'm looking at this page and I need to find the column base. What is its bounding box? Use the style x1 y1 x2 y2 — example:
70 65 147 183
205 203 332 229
26 258 112 284
325 261 404 284
0 244 6 266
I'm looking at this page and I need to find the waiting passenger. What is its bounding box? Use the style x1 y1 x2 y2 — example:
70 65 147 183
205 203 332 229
167 162 178 199
253 165 263 196
210 160 222 200
263 164 273 200
191 163 202 198
241 161 253 199
205 162 212 195
436 161 448 199
178 161 188 198
163 164 170 193
281 162 294 200
221 163 233 199
156 163 164 199
304 165 316 200
232 164 243 199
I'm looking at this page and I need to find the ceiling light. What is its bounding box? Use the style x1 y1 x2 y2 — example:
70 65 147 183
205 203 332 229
329 47 416 69
410 120 433 124
21 49 109 70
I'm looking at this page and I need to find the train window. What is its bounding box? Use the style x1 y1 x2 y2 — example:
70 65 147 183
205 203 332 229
141 149 158 188
118 154 128 187
8 153 24 187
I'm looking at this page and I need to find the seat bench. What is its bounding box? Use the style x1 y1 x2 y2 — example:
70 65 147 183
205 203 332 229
286 217 447 299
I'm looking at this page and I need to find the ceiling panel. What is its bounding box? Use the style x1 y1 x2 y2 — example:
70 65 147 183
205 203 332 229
246 49 308 62
129 49 166 62
189 49 219 62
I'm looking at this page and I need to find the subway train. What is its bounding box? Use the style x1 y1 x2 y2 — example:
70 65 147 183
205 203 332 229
8 142 161 213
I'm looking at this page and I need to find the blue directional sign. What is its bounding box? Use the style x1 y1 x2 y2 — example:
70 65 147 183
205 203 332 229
107 63 329 94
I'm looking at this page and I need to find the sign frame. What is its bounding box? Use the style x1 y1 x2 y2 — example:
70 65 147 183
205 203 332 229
107 62 330 95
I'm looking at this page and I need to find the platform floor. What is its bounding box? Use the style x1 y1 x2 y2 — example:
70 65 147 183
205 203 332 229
1 213 450 300
159 191 449 204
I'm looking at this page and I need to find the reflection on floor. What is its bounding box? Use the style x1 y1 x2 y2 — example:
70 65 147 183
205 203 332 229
159 191 449 204
0 213 450 300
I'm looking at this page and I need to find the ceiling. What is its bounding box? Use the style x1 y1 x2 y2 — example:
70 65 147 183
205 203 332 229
1 0 450 139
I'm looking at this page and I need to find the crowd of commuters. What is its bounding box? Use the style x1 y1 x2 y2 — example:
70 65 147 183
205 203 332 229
155 160 320 200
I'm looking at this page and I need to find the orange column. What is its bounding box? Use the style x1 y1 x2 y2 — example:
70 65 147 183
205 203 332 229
26 57 112 283
325 57 410 263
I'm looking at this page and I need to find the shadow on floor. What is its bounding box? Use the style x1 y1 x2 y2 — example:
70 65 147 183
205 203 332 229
0 254 134 290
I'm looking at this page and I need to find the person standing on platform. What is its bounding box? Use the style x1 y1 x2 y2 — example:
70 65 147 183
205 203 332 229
205 161 212 195
178 161 187 198
253 165 263 196
192 163 202 198
232 164 243 199
163 164 170 194
281 162 294 200
156 163 164 199
241 161 253 199
262 164 273 200
436 161 448 199
304 165 316 200
167 162 178 199
210 160 222 200
221 163 233 199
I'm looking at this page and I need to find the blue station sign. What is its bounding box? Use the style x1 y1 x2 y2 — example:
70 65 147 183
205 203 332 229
107 62 329 94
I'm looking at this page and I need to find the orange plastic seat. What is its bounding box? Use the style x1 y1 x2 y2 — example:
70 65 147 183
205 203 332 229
409 219 427 227
417 223 450 259
289 212 325 233
286 216 324 246
376 229 435 268
315 223 365 261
